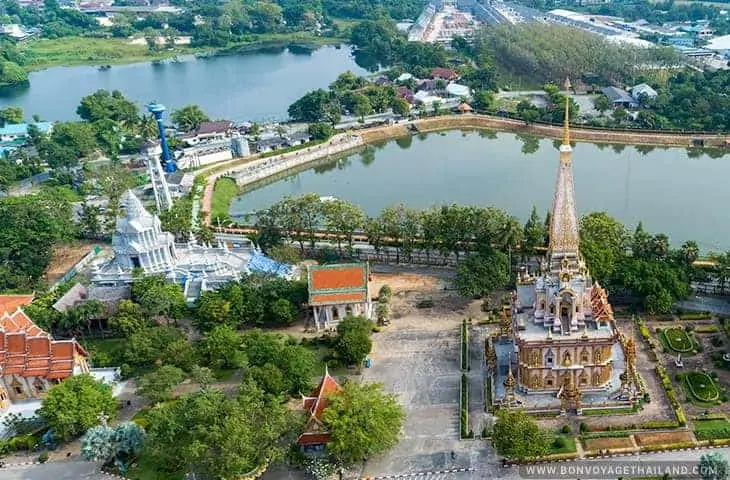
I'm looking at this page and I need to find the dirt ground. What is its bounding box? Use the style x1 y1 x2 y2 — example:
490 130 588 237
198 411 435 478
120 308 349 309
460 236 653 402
583 437 635 451
634 431 694 446
43 242 101 285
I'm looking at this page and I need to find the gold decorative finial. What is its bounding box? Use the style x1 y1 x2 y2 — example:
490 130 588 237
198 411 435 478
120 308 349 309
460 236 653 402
562 77 572 146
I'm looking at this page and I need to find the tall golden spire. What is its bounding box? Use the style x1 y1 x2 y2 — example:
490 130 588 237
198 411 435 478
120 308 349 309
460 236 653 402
562 77 572 146
548 77 580 261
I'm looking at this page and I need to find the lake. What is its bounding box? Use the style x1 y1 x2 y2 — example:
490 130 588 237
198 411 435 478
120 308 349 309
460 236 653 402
230 130 730 252
0 45 367 122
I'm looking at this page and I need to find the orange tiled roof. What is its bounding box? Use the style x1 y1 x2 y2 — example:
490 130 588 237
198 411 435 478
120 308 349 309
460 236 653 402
307 264 369 306
297 370 342 446
0 295 87 379
591 283 614 321
0 295 34 314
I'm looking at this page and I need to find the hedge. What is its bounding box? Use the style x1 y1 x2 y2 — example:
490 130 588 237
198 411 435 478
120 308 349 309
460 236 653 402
695 325 719 334
695 428 730 440
460 319 468 372
655 364 687 426
639 441 696 452
460 373 472 439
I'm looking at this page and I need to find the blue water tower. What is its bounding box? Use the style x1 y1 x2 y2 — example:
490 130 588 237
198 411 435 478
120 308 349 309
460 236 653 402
147 101 176 173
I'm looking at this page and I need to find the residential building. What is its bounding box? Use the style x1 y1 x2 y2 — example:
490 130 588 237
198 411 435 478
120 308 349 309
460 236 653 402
445 83 471 98
600 86 637 109
631 83 658 102
0 122 53 143
181 121 233 146
297 368 341 451
0 24 38 41
431 67 460 81
307 263 372 331
0 295 90 409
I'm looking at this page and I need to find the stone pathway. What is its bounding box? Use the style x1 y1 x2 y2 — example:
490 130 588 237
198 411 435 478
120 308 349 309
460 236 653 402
467 324 488 437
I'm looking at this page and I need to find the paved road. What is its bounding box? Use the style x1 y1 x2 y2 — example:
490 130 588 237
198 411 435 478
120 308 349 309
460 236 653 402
1 460 106 480
676 295 730 315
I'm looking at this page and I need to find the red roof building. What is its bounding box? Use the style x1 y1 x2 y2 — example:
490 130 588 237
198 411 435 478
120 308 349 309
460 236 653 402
307 263 372 331
297 368 342 449
431 67 460 81
0 295 90 406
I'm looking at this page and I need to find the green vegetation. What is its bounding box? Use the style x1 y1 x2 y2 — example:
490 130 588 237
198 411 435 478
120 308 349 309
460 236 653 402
661 327 696 353
461 319 468 371
333 315 373 367
581 407 635 416
549 436 577 455
460 373 471 439
492 409 551 460
655 364 687 426
210 177 239 224
322 380 406 466
682 371 721 404
694 418 730 441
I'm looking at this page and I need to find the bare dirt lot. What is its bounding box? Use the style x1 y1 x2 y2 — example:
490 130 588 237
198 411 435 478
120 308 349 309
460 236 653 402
583 437 635 451
634 431 694 446
43 242 101 285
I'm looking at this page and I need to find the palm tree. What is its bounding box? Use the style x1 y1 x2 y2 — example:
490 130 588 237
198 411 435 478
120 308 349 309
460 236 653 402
680 240 699 266
140 114 160 140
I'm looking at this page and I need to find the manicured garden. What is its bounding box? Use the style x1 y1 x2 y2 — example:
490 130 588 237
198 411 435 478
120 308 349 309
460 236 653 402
660 326 695 353
548 436 576 455
677 370 725 406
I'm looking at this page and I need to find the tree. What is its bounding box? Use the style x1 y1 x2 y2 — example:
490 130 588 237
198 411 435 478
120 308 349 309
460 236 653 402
144 383 294 479
194 291 232 331
491 409 550 460
322 381 405 466
454 250 509 298
270 298 294 325
136 365 185 403
612 106 629 124
391 97 410 117
171 104 210 132
288 89 332 122
334 315 373 366
43 122 99 165
113 422 145 457
0 60 28 86
108 300 148 337
199 324 245 369
77 89 139 125
579 212 628 282
593 95 612 116
352 93 373 121
131 275 187 321
307 121 335 140
522 206 546 257
243 329 315 395
81 425 115 461
0 106 23 124
190 365 215 387
700 452 729 480
323 198 366 254
39 374 118 441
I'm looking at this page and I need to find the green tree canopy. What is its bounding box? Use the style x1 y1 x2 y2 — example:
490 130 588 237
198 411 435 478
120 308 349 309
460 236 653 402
199 324 245 369
0 106 23 124
143 382 295 479
135 365 185 403
39 374 118 441
171 104 210 132
77 89 139 125
579 211 628 282
322 381 405 466
492 409 550 460
334 315 373 366
454 249 509 298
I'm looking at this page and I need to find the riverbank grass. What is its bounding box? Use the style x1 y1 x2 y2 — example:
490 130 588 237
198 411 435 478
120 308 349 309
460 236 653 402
210 177 239 223
19 37 177 70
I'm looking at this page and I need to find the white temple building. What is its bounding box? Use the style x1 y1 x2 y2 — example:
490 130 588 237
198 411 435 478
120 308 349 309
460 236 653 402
91 191 294 301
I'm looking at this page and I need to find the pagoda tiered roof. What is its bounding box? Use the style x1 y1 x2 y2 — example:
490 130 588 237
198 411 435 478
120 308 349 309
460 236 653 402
0 295 88 380
590 282 614 322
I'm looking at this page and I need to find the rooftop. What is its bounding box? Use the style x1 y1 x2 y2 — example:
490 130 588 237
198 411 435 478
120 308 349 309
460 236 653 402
297 368 341 446
195 121 232 135
601 86 635 104
307 263 369 306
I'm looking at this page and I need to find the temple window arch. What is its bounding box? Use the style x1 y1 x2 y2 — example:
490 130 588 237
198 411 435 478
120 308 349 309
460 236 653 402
580 348 589 364
562 258 569 268
540 300 545 310
10 378 23 397
563 352 572 366
546 375 554 387
545 349 554 366
345 305 353 316
580 372 588 386
549 304 555 315
33 378 45 395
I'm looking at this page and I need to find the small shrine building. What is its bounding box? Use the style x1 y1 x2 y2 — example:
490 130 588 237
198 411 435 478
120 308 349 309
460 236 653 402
307 263 372 331
297 368 342 452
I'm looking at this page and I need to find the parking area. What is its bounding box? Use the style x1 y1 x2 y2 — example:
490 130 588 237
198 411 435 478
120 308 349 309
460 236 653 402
360 314 497 478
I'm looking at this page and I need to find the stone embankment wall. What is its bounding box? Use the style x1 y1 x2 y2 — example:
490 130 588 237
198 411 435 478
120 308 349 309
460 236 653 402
232 134 364 186
360 114 727 148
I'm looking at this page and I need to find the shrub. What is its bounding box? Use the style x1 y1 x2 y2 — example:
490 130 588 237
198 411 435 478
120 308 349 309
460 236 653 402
561 425 572 434
695 325 719 334
553 437 567 449
579 422 588 434
38 451 49 463
643 421 680 429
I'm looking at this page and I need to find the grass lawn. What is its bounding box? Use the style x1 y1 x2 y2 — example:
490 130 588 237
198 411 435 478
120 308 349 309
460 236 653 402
83 337 126 366
694 418 730 440
210 177 239 222
19 37 179 70
660 327 695 353
549 436 577 454
683 371 721 404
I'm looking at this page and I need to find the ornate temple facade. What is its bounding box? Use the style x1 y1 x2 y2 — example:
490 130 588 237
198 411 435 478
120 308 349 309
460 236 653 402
91 191 295 301
307 263 372 331
0 296 90 410
507 93 620 413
